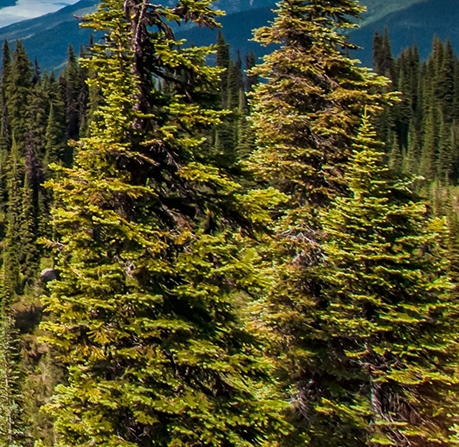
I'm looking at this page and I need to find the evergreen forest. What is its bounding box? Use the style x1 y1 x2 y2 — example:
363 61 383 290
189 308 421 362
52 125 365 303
0 0 458 446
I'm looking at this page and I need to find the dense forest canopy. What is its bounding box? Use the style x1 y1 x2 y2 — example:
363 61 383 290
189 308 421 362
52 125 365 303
0 0 457 446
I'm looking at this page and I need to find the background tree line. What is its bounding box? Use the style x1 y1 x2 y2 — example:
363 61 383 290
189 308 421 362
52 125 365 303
374 29 459 208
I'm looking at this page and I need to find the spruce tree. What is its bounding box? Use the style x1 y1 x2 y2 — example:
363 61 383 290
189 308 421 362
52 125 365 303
43 103 66 171
248 0 393 209
392 56 411 150
0 310 25 446
437 113 454 183
0 137 26 447
247 2 459 445
1 40 13 108
373 27 396 82
26 81 49 155
19 172 40 287
453 59 459 121
245 51 258 94
0 43 12 235
4 137 23 297
59 46 81 143
437 39 455 123
216 31 230 108
256 115 459 446
387 130 403 174
404 121 421 175
9 41 32 149
41 0 288 445
315 117 459 446
420 104 440 181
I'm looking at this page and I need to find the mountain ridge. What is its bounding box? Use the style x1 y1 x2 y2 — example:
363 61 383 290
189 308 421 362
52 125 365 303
0 0 454 70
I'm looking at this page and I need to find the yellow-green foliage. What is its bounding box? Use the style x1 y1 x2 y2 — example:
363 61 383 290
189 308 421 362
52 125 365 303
256 115 459 446
248 0 395 209
41 0 289 445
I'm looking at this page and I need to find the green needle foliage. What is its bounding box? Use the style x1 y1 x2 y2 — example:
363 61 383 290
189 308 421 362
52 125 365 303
0 311 25 447
248 0 394 209
40 0 288 446
259 115 459 446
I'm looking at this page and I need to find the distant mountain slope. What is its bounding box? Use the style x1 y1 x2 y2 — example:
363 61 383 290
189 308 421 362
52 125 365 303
354 0 459 65
0 0 95 69
214 0 274 14
362 0 425 23
174 0 459 65
0 0 16 8
0 0 455 70
177 7 275 60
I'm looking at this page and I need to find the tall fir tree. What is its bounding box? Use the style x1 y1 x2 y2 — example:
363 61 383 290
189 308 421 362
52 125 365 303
245 0 450 444
248 0 393 209
0 309 25 447
216 31 230 108
437 39 455 123
9 42 32 149
4 137 23 297
254 114 459 446
312 117 459 446
41 0 288 446
373 27 396 82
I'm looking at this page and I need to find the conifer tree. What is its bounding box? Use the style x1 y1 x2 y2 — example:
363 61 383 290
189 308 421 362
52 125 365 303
41 0 288 445
1 40 13 108
312 117 459 446
404 121 421 175
0 136 27 446
4 137 23 296
59 46 80 143
42 71 68 174
0 310 25 446
451 121 459 181
227 53 243 111
446 202 459 295
392 57 411 149
377 35 459 186
453 59 459 121
247 2 459 445
420 104 440 181
437 114 454 183
216 31 230 108
437 39 455 123
373 27 396 82
44 104 66 171
388 130 403 174
248 0 393 209
255 115 459 446
9 42 32 149
0 44 12 232
32 57 40 86
245 51 258 94
19 173 40 287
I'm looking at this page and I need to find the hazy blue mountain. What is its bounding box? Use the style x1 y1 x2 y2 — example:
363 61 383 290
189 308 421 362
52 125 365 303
0 0 95 69
214 0 275 14
181 0 459 65
0 0 16 7
0 0 455 70
0 0 78 29
354 0 459 65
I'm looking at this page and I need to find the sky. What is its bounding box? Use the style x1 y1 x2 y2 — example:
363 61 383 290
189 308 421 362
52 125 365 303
0 0 78 28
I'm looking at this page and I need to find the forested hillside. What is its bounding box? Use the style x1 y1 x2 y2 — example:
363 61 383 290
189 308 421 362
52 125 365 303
0 0 458 446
